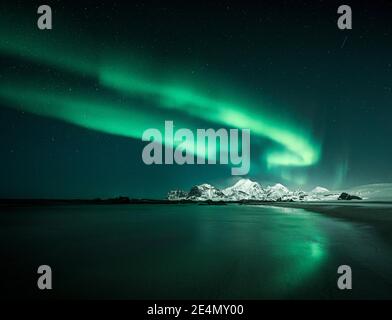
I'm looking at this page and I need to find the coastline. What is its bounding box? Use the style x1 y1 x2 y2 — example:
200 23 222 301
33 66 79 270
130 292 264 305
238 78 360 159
266 201 392 242
2 197 392 241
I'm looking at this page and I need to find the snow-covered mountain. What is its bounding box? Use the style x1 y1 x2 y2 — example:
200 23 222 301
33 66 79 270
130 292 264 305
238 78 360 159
345 183 392 201
311 186 330 194
186 184 226 201
265 183 290 201
167 190 188 200
222 179 266 200
305 186 341 201
167 179 370 202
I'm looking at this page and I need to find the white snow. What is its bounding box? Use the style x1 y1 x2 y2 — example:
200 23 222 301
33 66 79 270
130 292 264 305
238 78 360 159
346 183 392 201
222 179 266 200
311 186 330 194
168 180 392 202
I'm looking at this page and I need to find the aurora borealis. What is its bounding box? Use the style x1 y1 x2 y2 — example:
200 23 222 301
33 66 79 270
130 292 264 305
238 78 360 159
0 10 320 168
1 1 391 198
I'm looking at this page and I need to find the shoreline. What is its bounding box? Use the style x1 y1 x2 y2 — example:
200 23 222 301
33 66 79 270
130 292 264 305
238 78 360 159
267 201 392 243
2 198 392 240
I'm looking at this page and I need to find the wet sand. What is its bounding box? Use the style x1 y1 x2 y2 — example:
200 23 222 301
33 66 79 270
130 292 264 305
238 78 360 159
269 201 392 241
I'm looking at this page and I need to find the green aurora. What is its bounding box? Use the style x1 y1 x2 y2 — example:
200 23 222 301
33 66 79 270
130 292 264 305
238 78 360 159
0 15 321 180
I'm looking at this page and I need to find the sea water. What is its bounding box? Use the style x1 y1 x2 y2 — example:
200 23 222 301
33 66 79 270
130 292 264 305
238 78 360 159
0 204 391 299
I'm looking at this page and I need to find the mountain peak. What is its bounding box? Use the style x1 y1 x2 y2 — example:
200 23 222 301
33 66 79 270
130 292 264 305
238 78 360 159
187 183 225 200
311 186 330 193
270 183 289 192
223 178 265 200
199 183 214 188
232 178 255 188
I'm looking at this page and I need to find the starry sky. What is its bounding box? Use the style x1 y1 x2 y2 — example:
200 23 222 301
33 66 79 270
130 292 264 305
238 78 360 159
0 0 391 198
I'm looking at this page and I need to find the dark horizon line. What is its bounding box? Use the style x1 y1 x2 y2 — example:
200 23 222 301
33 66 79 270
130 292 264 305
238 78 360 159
1 198 392 208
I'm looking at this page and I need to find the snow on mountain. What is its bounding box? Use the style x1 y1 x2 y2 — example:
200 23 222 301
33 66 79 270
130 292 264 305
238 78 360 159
304 192 340 201
311 186 330 194
285 189 308 201
167 180 307 202
167 180 388 202
167 190 188 200
187 183 225 201
302 186 340 201
222 179 266 200
265 183 290 201
345 183 392 200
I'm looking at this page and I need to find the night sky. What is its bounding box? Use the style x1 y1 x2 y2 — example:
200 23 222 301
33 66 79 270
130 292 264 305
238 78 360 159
0 0 391 198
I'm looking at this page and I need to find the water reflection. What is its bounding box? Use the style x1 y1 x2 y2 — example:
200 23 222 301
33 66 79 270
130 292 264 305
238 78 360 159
4 204 391 299
196 205 329 297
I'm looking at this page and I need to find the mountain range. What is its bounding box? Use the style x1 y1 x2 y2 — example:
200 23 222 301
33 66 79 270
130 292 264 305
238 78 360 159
167 179 392 202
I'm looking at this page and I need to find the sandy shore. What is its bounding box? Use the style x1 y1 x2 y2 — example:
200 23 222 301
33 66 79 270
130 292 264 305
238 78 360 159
269 201 392 241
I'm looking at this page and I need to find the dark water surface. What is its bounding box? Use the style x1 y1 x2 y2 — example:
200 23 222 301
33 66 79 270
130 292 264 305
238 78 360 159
1 204 392 299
